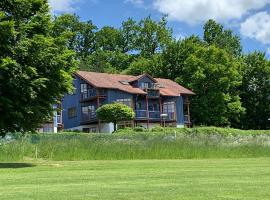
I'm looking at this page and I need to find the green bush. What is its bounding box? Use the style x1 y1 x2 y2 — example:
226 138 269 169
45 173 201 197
133 126 147 132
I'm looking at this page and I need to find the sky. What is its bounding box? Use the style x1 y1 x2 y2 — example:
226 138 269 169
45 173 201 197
48 0 270 56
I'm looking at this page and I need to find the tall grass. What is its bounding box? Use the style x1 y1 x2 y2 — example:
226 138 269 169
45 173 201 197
1 127 270 161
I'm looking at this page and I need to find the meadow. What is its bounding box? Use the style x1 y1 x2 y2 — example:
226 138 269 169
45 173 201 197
1 127 270 161
1 127 270 200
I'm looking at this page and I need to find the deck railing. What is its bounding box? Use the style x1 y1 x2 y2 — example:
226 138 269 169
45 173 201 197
135 110 175 120
81 89 97 100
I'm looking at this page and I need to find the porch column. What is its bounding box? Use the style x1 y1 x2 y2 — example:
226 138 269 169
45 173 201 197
97 89 101 132
146 95 149 129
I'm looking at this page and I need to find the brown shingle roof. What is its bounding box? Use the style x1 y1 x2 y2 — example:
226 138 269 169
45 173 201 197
76 71 194 96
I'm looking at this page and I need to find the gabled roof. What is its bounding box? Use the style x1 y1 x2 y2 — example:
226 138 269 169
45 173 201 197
128 73 157 83
76 71 195 96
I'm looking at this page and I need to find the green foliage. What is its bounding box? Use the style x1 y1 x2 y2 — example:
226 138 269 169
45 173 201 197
122 56 159 75
52 14 97 59
179 45 244 126
0 0 77 135
96 103 135 131
240 52 270 129
203 19 242 57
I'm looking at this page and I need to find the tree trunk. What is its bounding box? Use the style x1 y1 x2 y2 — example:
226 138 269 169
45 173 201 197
113 122 117 132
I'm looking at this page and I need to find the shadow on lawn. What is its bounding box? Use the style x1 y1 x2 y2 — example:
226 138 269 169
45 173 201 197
0 163 36 169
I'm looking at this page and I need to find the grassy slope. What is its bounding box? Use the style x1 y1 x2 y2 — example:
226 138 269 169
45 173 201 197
0 158 270 200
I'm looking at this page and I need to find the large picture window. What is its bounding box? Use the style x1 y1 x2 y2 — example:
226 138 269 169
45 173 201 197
116 98 132 107
163 102 175 113
68 107 77 119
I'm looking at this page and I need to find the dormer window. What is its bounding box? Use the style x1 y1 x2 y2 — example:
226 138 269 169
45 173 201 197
119 80 130 85
140 82 151 89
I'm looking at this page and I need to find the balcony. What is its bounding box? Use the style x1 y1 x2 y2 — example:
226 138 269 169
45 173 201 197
146 89 160 98
135 110 176 121
81 89 106 102
149 111 160 119
81 89 97 101
81 111 97 123
135 110 147 119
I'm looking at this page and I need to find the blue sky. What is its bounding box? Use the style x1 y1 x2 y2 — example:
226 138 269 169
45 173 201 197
49 0 270 56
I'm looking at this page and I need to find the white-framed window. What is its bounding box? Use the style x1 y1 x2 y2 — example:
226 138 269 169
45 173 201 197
116 98 132 107
80 83 88 93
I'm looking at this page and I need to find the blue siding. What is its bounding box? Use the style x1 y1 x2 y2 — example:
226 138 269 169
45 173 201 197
162 96 184 125
107 89 133 103
62 77 82 129
61 74 186 129
176 96 184 124
132 76 156 88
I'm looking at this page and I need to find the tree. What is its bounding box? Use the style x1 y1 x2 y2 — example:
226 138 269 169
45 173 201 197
137 16 172 57
176 45 244 126
203 19 242 57
96 103 135 131
155 35 203 79
95 26 121 52
122 56 159 76
240 52 270 129
119 18 139 53
0 0 76 135
52 14 97 59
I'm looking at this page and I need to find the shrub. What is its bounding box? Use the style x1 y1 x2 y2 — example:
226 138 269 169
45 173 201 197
96 103 135 131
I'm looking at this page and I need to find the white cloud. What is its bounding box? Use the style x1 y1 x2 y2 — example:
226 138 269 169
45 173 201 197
49 0 80 13
240 11 270 44
124 0 144 6
153 0 270 24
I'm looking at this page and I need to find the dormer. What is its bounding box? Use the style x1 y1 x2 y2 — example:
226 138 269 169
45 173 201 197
128 74 160 98
128 73 158 90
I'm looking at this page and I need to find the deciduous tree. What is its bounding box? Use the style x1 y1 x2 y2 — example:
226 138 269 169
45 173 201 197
0 0 76 135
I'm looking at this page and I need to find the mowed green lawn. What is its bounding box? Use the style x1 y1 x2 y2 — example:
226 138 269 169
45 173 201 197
0 158 270 200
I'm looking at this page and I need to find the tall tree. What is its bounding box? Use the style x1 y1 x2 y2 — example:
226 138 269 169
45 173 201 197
203 19 242 57
0 0 76 135
177 45 244 126
155 35 203 79
52 14 97 58
119 18 139 53
240 52 270 129
95 26 121 51
137 16 172 57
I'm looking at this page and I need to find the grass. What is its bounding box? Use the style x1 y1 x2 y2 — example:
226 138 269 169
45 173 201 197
1 127 270 161
0 158 270 200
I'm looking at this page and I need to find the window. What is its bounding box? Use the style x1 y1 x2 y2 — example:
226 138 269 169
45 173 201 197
148 103 159 111
81 105 96 121
68 107 77 119
163 102 175 113
140 82 151 89
80 83 88 93
82 105 95 115
116 98 132 107
136 102 142 110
